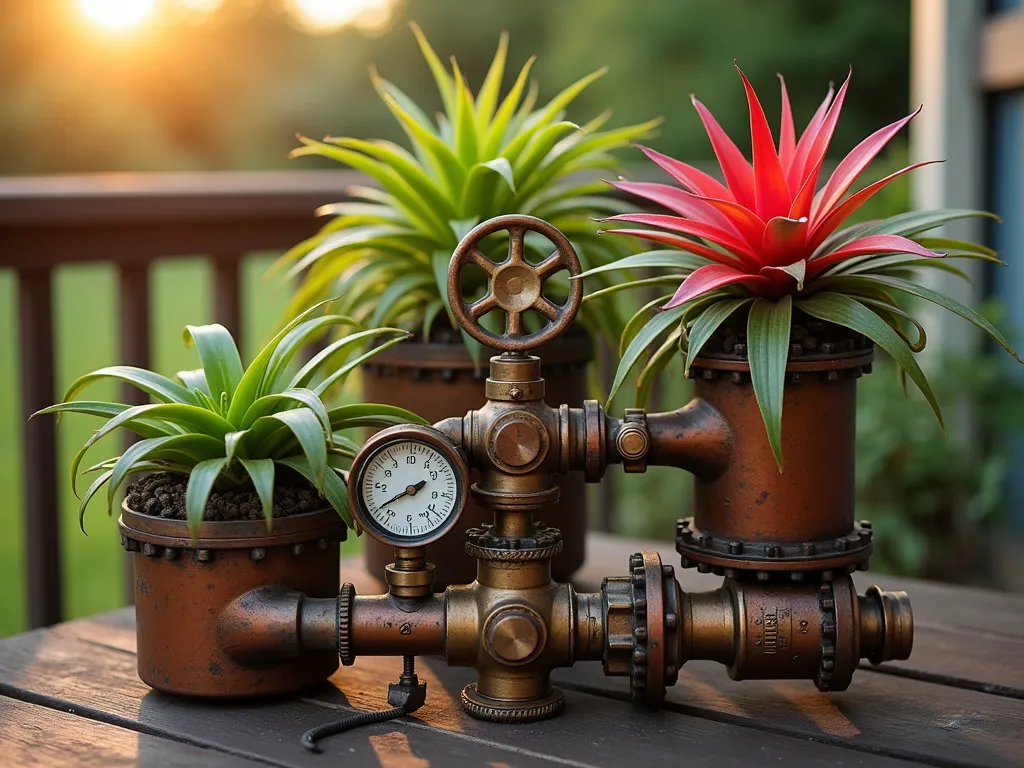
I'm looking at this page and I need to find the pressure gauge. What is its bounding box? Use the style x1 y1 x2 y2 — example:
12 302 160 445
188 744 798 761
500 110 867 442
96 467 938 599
348 424 469 547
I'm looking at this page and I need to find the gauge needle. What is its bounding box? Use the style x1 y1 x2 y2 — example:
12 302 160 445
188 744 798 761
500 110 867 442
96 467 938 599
379 479 427 510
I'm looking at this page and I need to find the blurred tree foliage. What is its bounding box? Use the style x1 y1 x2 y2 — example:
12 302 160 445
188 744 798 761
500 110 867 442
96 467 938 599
0 0 910 175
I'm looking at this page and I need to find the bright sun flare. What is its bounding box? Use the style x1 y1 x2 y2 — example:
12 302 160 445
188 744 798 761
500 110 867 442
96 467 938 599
284 0 395 34
80 0 157 30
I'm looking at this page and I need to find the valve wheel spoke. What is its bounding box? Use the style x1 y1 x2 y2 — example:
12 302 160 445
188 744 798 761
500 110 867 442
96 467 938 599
506 227 526 265
505 310 524 336
532 296 561 322
535 252 565 280
469 293 498 320
468 247 497 275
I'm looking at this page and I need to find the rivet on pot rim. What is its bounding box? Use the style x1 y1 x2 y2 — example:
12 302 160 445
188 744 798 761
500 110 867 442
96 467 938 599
126 539 140 552
696 563 711 574
292 543 305 556
441 369 455 382
802 542 816 556
730 371 743 384
702 369 715 380
698 535 712 548
728 541 743 555
250 547 266 561
196 549 214 563
835 538 850 552
826 370 839 381
790 372 803 385
724 568 737 579
756 571 770 582
143 542 160 558
163 547 178 561
790 571 805 582
318 538 331 550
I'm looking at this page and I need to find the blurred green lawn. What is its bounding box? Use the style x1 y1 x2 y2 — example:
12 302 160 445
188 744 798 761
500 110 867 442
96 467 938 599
0 255 368 637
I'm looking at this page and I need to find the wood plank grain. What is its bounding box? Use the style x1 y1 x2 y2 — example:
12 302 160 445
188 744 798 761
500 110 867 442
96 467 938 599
0 695 264 768
0 613 919 768
577 534 1024 695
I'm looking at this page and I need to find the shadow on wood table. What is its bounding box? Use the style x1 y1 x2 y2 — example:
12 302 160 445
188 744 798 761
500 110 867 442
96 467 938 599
1 533 1022 767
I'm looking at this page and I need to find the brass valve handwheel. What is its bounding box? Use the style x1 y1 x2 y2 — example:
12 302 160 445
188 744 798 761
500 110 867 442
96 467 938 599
447 214 582 353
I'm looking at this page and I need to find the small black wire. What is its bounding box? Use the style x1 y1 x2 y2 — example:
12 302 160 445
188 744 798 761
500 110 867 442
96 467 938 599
300 706 408 753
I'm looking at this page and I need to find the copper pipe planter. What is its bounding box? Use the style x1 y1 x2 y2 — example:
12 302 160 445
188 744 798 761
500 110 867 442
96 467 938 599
361 328 592 586
118 497 347 698
677 333 876 578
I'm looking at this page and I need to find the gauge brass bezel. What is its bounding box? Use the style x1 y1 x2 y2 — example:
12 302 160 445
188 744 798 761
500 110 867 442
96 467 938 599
349 424 469 548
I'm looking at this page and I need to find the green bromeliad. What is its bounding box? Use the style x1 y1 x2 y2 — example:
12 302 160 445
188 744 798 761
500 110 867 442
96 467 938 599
278 24 659 362
35 301 425 534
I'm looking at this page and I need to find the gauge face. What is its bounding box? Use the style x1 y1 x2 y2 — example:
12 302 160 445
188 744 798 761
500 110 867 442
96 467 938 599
350 425 467 547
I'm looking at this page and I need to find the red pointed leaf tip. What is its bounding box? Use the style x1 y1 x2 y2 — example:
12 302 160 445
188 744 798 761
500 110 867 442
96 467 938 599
736 66 791 221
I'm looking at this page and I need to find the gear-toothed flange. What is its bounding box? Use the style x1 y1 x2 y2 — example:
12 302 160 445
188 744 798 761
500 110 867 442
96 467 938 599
460 683 564 723
602 551 680 706
815 581 836 691
337 582 356 667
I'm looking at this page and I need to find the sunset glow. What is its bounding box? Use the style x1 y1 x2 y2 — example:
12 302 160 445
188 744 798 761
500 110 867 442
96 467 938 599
80 0 156 30
284 0 396 34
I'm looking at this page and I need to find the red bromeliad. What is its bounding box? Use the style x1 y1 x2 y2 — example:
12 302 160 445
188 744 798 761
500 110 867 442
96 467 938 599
604 67 938 307
580 66 1018 469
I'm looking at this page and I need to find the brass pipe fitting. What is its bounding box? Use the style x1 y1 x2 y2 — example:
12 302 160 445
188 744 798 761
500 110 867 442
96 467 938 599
596 552 914 701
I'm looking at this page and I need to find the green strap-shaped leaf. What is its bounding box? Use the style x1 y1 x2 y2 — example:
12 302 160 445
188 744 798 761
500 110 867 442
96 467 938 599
277 458 352 528
240 388 332 437
635 328 681 408
482 55 535 157
607 305 687 406
460 158 516 219
422 298 445 343
289 328 407 390
175 369 210 396
747 295 793 472
382 94 466 201
260 314 361 394
582 276 685 304
684 298 754 374
31 401 180 439
450 58 479 167
186 458 230 535
576 250 711 279
182 324 244 414
68 403 230 496
409 22 455 115
225 300 333 425
327 403 427 431
61 366 197 406
867 274 1020 361
474 30 508 128
259 409 328 488
313 333 413 396
239 458 275 531
371 274 436 327
797 291 943 429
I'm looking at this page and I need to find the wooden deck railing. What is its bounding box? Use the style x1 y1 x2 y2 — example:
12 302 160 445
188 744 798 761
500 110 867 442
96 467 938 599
0 171 632 629
0 171 361 628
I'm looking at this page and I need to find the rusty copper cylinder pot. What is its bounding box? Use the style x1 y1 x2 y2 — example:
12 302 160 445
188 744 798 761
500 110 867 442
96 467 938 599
683 341 874 572
118 500 347 698
361 328 592 586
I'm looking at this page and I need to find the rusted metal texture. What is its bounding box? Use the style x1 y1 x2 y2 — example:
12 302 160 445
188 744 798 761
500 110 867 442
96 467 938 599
361 329 591 586
448 214 583 352
119 502 346 698
679 346 875 574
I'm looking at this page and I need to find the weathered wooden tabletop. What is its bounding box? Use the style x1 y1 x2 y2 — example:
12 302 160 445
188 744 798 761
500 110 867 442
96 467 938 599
1 532 1022 767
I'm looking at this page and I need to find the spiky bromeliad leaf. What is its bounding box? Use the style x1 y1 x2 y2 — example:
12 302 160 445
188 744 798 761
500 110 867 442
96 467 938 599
39 306 423 532
747 296 793 472
796 292 942 428
282 26 656 354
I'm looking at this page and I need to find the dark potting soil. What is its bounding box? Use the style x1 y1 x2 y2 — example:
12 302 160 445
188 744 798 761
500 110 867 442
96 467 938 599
700 314 870 361
125 473 320 522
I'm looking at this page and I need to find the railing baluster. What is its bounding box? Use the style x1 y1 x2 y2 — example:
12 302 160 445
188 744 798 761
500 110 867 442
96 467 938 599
213 254 243 352
17 267 62 628
118 262 152 606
